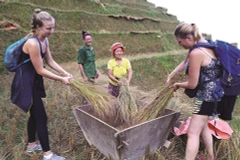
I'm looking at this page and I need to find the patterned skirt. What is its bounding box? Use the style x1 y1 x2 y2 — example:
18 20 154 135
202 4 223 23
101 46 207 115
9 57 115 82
108 83 120 97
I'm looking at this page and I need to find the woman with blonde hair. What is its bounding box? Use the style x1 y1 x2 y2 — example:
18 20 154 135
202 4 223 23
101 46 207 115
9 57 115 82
167 23 220 160
12 8 72 160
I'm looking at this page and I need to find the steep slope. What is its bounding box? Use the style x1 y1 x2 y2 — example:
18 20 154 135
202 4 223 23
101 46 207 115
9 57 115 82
0 0 181 72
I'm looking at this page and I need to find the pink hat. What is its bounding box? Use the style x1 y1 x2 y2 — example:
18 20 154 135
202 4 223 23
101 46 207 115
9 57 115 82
111 42 125 54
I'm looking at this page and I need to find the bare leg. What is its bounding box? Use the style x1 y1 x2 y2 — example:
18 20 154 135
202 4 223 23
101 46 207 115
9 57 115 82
185 114 208 160
201 121 214 159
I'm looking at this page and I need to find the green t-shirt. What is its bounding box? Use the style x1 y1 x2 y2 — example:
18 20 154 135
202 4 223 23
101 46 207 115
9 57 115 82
77 44 96 78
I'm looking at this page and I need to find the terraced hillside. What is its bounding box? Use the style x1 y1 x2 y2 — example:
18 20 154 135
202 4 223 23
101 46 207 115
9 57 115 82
0 0 181 73
1 1 240 160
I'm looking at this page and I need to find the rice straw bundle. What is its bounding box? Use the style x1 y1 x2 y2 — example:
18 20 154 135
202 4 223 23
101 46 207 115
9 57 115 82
133 71 184 124
70 79 116 123
134 89 155 108
134 85 174 123
115 85 138 127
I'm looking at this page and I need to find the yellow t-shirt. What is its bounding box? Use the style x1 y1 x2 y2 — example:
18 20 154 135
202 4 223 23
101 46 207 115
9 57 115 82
107 58 132 86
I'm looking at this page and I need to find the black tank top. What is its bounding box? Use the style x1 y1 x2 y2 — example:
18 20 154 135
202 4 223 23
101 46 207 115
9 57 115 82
20 37 46 62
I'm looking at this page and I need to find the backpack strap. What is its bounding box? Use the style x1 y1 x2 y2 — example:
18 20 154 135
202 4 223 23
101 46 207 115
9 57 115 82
190 38 216 52
198 47 214 59
34 37 46 57
17 37 44 68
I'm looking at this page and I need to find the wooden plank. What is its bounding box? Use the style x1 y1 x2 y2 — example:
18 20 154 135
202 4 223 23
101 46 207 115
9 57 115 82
74 105 180 160
115 110 181 160
73 105 120 160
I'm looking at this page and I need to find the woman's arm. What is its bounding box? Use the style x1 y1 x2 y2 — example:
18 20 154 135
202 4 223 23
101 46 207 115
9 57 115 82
24 39 71 84
166 61 185 83
78 64 88 81
126 68 133 86
108 69 122 85
172 49 203 91
44 40 72 77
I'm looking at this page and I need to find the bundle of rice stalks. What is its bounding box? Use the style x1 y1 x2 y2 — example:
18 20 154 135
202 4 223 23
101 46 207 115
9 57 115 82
134 85 174 123
133 71 184 124
70 79 116 123
115 85 138 128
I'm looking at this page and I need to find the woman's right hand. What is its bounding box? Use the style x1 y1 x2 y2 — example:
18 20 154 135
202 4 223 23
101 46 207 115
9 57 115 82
83 76 88 82
172 83 180 92
117 80 123 86
61 76 72 85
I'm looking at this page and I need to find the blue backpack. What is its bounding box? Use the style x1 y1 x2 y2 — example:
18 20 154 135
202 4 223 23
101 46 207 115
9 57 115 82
194 38 240 96
193 38 239 120
4 37 40 72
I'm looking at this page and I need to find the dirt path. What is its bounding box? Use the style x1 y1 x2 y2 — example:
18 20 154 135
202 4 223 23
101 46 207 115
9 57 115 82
96 49 185 67
61 49 185 78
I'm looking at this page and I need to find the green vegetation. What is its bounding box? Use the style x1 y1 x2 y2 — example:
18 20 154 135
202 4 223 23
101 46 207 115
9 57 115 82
1 53 240 159
1 0 239 159
0 0 180 73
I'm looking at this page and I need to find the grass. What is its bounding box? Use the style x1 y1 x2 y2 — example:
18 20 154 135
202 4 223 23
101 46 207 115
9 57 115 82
1 0 240 159
5 0 177 21
0 29 180 73
0 2 178 32
1 53 240 159
0 1 180 74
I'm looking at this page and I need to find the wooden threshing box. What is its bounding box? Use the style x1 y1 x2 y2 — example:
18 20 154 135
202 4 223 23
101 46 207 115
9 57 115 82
73 104 180 160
